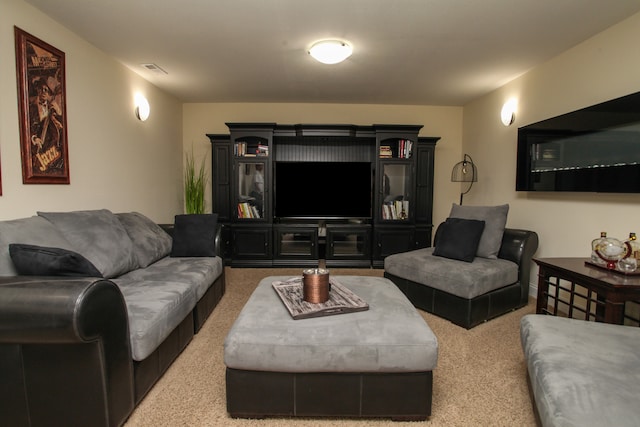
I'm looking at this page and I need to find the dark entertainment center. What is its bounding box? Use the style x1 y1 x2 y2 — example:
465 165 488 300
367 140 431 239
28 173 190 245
208 123 439 268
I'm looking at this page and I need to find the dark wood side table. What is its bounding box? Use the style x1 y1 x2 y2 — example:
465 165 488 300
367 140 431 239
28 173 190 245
534 257 640 325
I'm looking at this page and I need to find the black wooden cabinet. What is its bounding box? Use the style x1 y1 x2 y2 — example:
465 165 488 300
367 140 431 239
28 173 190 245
325 223 372 268
208 123 438 268
230 224 272 267
273 224 319 267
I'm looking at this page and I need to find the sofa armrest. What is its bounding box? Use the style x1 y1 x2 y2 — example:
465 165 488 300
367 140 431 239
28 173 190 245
498 228 539 302
159 222 222 256
0 276 134 427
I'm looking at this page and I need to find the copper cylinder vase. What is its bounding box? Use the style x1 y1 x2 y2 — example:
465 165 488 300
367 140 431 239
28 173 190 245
302 268 330 303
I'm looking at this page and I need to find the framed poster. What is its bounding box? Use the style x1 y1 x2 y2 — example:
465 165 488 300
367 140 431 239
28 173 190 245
14 26 69 184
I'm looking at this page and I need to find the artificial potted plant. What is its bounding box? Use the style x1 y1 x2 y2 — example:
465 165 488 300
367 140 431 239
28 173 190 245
171 149 217 257
184 149 207 214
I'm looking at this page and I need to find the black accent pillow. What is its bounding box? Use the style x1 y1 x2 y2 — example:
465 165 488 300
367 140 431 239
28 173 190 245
433 218 486 262
9 244 103 277
170 214 218 257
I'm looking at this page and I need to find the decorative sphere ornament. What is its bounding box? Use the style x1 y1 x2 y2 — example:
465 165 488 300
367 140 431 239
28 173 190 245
595 237 632 270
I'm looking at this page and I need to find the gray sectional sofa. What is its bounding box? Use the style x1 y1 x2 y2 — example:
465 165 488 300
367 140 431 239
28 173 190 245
520 314 640 427
0 209 225 427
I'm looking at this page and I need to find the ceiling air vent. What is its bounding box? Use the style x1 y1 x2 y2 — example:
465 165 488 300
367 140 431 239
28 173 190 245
141 63 168 74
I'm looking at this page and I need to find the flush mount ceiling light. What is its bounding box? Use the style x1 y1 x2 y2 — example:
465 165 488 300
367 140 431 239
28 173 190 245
501 98 518 126
308 40 353 64
134 93 150 121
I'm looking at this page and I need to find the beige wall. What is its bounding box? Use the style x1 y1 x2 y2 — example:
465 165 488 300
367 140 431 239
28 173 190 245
4 0 639 285
0 0 184 223
182 103 463 223
463 12 640 290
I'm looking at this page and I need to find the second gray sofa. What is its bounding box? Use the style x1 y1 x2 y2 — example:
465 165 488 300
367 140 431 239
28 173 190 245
521 314 640 427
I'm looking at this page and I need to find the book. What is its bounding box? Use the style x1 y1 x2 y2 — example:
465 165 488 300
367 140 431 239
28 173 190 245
379 145 392 158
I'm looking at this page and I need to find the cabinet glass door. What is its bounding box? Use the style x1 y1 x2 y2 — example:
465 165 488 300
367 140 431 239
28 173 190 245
237 161 266 219
381 163 411 221
326 225 372 267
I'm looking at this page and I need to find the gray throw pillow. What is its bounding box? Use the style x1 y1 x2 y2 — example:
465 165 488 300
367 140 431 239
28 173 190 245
449 203 509 259
38 209 138 278
116 212 172 267
433 218 486 262
9 244 102 277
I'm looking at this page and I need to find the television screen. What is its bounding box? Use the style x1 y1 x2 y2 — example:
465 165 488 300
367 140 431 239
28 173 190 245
275 162 372 218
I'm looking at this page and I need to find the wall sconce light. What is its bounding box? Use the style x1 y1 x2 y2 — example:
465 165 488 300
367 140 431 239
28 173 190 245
134 93 150 121
308 40 353 64
451 154 478 205
501 98 517 126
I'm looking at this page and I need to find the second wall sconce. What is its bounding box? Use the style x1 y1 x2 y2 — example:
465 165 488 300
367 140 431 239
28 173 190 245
134 93 150 121
501 98 517 126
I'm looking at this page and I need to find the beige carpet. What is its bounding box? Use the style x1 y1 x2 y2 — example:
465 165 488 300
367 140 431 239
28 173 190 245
124 267 538 427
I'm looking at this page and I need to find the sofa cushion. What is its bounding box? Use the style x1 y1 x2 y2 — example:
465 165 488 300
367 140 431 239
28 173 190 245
38 209 138 278
117 255 223 301
116 212 172 268
112 277 197 361
520 315 640 427
0 216 76 276
449 203 509 259
9 244 102 277
113 255 222 360
384 247 518 299
171 214 218 257
433 217 485 262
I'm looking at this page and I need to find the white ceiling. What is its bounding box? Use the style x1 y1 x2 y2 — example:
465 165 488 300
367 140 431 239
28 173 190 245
24 0 640 106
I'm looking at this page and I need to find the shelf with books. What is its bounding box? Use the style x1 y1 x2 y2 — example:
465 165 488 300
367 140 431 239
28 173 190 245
237 202 261 219
234 138 270 157
381 200 409 220
379 138 413 159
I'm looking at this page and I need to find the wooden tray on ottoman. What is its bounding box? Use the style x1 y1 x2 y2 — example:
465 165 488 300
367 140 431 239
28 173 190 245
272 277 369 319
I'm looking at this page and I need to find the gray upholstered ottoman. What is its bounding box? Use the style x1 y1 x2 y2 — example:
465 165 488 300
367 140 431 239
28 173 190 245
224 275 439 420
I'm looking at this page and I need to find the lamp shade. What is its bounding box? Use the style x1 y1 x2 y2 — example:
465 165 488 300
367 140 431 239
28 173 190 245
309 40 352 64
451 154 477 205
451 154 477 183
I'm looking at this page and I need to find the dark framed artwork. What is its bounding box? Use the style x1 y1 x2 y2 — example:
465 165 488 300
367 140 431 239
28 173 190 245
14 26 70 184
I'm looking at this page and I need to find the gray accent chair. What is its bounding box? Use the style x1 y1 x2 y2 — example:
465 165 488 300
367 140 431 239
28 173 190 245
384 224 538 329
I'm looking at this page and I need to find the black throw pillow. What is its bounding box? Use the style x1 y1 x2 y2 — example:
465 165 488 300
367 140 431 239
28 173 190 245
432 217 486 262
171 213 218 257
9 244 103 277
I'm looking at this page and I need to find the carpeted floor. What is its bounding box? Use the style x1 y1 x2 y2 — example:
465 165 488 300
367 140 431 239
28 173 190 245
124 267 538 427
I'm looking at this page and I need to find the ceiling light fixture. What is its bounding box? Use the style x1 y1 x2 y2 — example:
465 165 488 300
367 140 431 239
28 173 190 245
308 40 353 64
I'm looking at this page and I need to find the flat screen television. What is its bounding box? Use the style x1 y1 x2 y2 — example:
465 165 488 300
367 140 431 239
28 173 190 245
275 162 373 218
516 91 640 193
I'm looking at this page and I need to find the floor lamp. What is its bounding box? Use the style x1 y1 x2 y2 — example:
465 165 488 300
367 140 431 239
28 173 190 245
451 154 478 205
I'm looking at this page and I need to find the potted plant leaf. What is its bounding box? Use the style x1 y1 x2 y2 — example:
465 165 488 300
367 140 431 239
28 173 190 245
184 149 207 214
